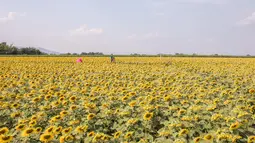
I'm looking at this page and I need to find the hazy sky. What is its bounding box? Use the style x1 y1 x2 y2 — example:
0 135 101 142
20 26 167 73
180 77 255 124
1 0 255 55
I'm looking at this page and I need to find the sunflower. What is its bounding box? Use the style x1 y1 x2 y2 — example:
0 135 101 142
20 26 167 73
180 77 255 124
248 136 255 143
21 128 35 137
211 114 222 121
124 132 133 139
32 97 40 103
62 127 72 135
143 112 153 121
102 103 109 108
44 95 52 100
139 101 147 106
114 131 122 139
60 136 65 143
204 134 213 142
52 101 60 107
0 96 4 100
29 120 37 127
53 126 63 134
229 122 240 130
62 100 68 105
15 124 26 131
37 112 46 118
11 103 20 108
88 131 95 137
36 127 42 133
217 133 232 141
31 115 38 121
92 134 103 142
164 95 171 102
178 109 186 116
127 118 138 125
18 119 29 124
122 96 129 102
39 133 54 143
101 135 110 141
69 105 78 110
0 135 13 143
45 126 55 133
51 115 62 122
231 135 242 142
0 127 9 135
10 112 21 118
55 92 61 96
87 113 96 120
178 129 189 136
69 96 77 102
128 101 137 107
60 110 68 117
65 135 74 142
194 137 202 143
58 97 65 102
249 89 255 94
75 126 87 134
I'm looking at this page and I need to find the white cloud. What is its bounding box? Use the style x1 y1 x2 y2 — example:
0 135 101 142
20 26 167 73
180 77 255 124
0 12 26 23
128 32 159 40
20 12 27 17
128 34 137 39
144 32 159 38
69 25 103 36
237 12 255 26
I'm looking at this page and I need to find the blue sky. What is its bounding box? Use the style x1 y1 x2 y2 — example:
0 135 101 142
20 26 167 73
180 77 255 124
0 0 255 55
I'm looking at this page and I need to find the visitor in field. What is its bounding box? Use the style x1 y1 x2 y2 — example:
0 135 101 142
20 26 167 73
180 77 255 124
110 54 115 63
76 58 82 63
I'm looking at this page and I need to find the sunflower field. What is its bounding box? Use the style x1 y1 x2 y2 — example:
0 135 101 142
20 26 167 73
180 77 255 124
0 57 254 143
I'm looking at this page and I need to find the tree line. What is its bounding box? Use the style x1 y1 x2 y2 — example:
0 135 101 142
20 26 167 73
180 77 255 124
0 42 44 55
0 42 105 55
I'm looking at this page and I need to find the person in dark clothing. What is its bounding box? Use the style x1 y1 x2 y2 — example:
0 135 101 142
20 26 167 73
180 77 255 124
110 54 115 63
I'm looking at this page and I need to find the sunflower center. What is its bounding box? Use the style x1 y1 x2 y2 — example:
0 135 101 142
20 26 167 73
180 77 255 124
18 125 25 129
206 135 212 140
47 128 53 132
26 129 34 134
0 130 7 134
36 128 41 132
66 136 73 141
2 136 11 140
43 135 52 139
115 133 120 136
145 114 151 118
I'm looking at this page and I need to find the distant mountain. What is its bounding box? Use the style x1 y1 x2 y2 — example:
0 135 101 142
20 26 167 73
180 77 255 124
36 47 60 55
16 46 60 54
